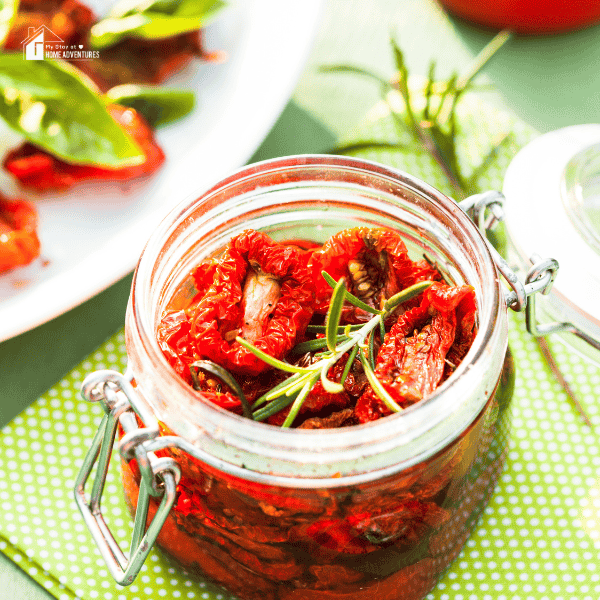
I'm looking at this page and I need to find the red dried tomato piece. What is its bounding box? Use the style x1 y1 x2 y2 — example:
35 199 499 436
308 564 364 589
0 194 41 273
285 558 435 600
227 474 330 519
191 258 220 296
302 517 379 555
187 230 315 375
443 284 478 377
156 310 195 383
4 1 220 92
156 323 246 413
3 0 95 51
3 104 165 192
77 31 222 92
348 498 450 548
297 408 357 429
356 283 476 422
122 462 279 600
309 227 440 321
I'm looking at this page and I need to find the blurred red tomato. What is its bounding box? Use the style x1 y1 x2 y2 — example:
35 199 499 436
438 0 600 34
0 195 40 273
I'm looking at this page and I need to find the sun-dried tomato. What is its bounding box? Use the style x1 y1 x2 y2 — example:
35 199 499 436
122 360 511 600
0 193 41 273
156 310 195 382
3 0 95 51
309 227 440 321
349 498 450 547
301 517 380 555
4 1 220 92
285 559 435 600
308 563 364 589
174 507 303 580
3 104 165 192
77 31 221 92
121 461 280 600
297 408 358 429
443 284 478 378
182 230 315 375
355 283 476 422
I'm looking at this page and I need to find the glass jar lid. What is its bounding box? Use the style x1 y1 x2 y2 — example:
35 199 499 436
562 141 600 256
502 124 600 360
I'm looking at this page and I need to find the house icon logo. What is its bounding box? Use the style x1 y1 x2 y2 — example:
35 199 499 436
22 26 64 60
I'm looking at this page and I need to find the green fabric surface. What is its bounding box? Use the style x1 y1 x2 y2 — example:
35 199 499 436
1 94 599 600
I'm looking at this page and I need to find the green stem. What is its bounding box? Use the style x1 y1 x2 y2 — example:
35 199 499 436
252 372 303 408
359 352 402 414
253 394 297 422
292 335 350 355
456 30 512 91
281 376 318 428
339 345 359 386
235 337 313 373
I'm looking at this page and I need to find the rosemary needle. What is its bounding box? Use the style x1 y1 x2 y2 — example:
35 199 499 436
241 279 434 425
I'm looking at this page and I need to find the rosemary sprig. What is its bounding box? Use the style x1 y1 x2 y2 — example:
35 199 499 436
340 344 359 387
322 30 512 199
253 394 297 422
325 33 590 427
252 373 304 410
359 348 402 414
291 335 349 355
234 339 313 374
306 323 364 334
239 278 434 427
283 376 319 427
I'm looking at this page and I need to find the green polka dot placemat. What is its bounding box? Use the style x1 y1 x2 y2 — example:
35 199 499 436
0 93 599 600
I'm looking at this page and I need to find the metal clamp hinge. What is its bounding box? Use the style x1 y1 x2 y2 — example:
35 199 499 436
459 191 550 311
459 191 599 350
74 370 181 586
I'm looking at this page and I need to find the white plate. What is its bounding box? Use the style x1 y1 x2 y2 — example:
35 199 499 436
0 0 323 342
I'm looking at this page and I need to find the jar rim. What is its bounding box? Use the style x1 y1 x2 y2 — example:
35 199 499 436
127 154 507 482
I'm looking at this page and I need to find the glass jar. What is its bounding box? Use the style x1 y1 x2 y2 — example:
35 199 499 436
78 156 519 600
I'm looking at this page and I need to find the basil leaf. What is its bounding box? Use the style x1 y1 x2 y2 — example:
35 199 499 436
109 0 164 18
0 0 19 46
0 55 145 167
109 0 191 19
105 84 194 127
90 0 227 50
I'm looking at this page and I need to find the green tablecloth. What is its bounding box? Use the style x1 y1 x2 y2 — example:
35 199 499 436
2 0 600 598
1 85 600 600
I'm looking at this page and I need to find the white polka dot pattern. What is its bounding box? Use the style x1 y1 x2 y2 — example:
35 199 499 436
0 96 598 599
0 331 239 600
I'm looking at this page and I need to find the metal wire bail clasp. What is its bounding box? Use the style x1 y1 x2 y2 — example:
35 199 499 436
459 191 561 319
460 191 600 351
74 370 181 586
